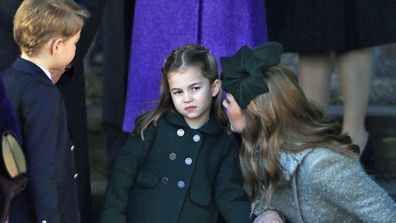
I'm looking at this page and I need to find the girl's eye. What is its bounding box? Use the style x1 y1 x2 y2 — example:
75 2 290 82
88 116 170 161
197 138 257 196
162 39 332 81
173 90 182 95
192 86 201 92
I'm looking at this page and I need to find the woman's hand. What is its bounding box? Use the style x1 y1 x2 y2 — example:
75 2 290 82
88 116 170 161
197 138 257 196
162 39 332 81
253 210 284 223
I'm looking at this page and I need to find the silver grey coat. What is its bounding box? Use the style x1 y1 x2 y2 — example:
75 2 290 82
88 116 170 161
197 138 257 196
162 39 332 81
253 148 396 223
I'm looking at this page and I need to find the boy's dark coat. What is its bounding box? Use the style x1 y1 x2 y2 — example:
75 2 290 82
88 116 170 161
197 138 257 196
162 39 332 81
101 112 252 223
0 1 105 221
1 58 80 223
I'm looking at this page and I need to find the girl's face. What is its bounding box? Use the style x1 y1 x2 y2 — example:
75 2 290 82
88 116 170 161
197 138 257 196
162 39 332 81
223 93 246 133
168 66 220 129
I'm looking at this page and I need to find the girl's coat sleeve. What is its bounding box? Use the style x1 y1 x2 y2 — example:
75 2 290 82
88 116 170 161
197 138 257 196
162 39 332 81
215 134 253 223
100 127 156 223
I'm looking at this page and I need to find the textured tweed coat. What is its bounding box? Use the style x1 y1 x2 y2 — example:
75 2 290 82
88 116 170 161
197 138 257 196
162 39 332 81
253 148 396 222
101 111 252 223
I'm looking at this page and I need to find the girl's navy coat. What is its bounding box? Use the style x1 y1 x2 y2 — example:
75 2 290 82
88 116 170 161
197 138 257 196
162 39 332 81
101 111 252 223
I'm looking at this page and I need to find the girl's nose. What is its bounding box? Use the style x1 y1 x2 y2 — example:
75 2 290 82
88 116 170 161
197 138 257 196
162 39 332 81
183 93 193 102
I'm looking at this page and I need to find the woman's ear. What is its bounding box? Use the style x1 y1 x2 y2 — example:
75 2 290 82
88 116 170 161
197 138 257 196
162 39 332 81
211 79 221 97
50 37 63 55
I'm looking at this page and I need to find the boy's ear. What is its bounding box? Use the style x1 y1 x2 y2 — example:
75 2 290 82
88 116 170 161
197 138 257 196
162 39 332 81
50 37 63 55
211 79 221 97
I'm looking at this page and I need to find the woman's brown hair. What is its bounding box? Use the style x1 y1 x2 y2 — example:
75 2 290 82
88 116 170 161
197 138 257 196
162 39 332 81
239 66 359 210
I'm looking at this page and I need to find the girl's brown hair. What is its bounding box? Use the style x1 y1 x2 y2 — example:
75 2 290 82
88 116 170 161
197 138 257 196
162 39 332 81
14 0 90 55
135 44 228 138
239 66 359 209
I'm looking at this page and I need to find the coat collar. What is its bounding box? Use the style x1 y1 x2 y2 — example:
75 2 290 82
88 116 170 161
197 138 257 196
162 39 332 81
11 57 52 84
165 111 223 136
278 149 313 182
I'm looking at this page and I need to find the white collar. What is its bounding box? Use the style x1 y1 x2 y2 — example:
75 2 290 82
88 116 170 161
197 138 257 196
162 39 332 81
35 63 52 81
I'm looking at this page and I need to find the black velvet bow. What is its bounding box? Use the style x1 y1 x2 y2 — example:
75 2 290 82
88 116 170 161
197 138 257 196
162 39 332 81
220 42 283 108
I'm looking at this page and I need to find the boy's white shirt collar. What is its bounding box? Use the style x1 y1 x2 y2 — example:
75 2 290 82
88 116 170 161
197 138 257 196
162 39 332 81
35 63 52 81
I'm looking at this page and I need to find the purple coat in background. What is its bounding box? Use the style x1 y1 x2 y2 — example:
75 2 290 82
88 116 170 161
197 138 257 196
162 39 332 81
0 75 22 142
123 0 268 132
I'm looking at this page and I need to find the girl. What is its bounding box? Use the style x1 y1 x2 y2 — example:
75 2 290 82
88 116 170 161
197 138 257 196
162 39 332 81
221 42 396 223
100 44 254 223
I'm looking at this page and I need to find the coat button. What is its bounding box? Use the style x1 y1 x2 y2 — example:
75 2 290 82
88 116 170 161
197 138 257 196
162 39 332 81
177 129 185 136
74 173 79 179
169 153 177 160
185 157 192 165
193 134 200 142
161 177 169 184
177 180 185 188
70 145 75 151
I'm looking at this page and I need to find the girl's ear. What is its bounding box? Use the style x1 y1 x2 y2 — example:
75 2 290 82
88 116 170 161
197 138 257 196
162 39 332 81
211 79 221 97
51 37 63 55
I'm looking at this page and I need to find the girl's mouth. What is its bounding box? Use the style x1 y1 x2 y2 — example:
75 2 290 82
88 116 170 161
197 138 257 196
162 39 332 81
185 106 196 112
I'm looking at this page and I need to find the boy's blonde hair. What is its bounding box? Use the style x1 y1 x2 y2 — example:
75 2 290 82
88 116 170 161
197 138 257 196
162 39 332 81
13 0 90 55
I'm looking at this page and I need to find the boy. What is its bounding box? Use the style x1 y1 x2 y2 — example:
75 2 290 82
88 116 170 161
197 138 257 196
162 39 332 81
1 0 106 221
0 0 89 222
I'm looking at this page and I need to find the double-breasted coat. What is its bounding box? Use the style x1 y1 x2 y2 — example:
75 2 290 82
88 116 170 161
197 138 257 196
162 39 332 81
101 111 252 223
1 58 80 223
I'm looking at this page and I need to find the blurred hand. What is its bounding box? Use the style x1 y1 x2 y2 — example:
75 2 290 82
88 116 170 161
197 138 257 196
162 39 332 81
0 175 28 200
253 210 284 223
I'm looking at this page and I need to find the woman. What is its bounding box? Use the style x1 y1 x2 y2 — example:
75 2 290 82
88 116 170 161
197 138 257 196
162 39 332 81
220 42 396 222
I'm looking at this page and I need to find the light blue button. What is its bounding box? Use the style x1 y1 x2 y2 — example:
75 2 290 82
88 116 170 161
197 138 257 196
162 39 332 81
185 157 192 165
161 177 169 184
169 153 177 160
177 180 185 188
193 134 200 142
177 129 184 136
